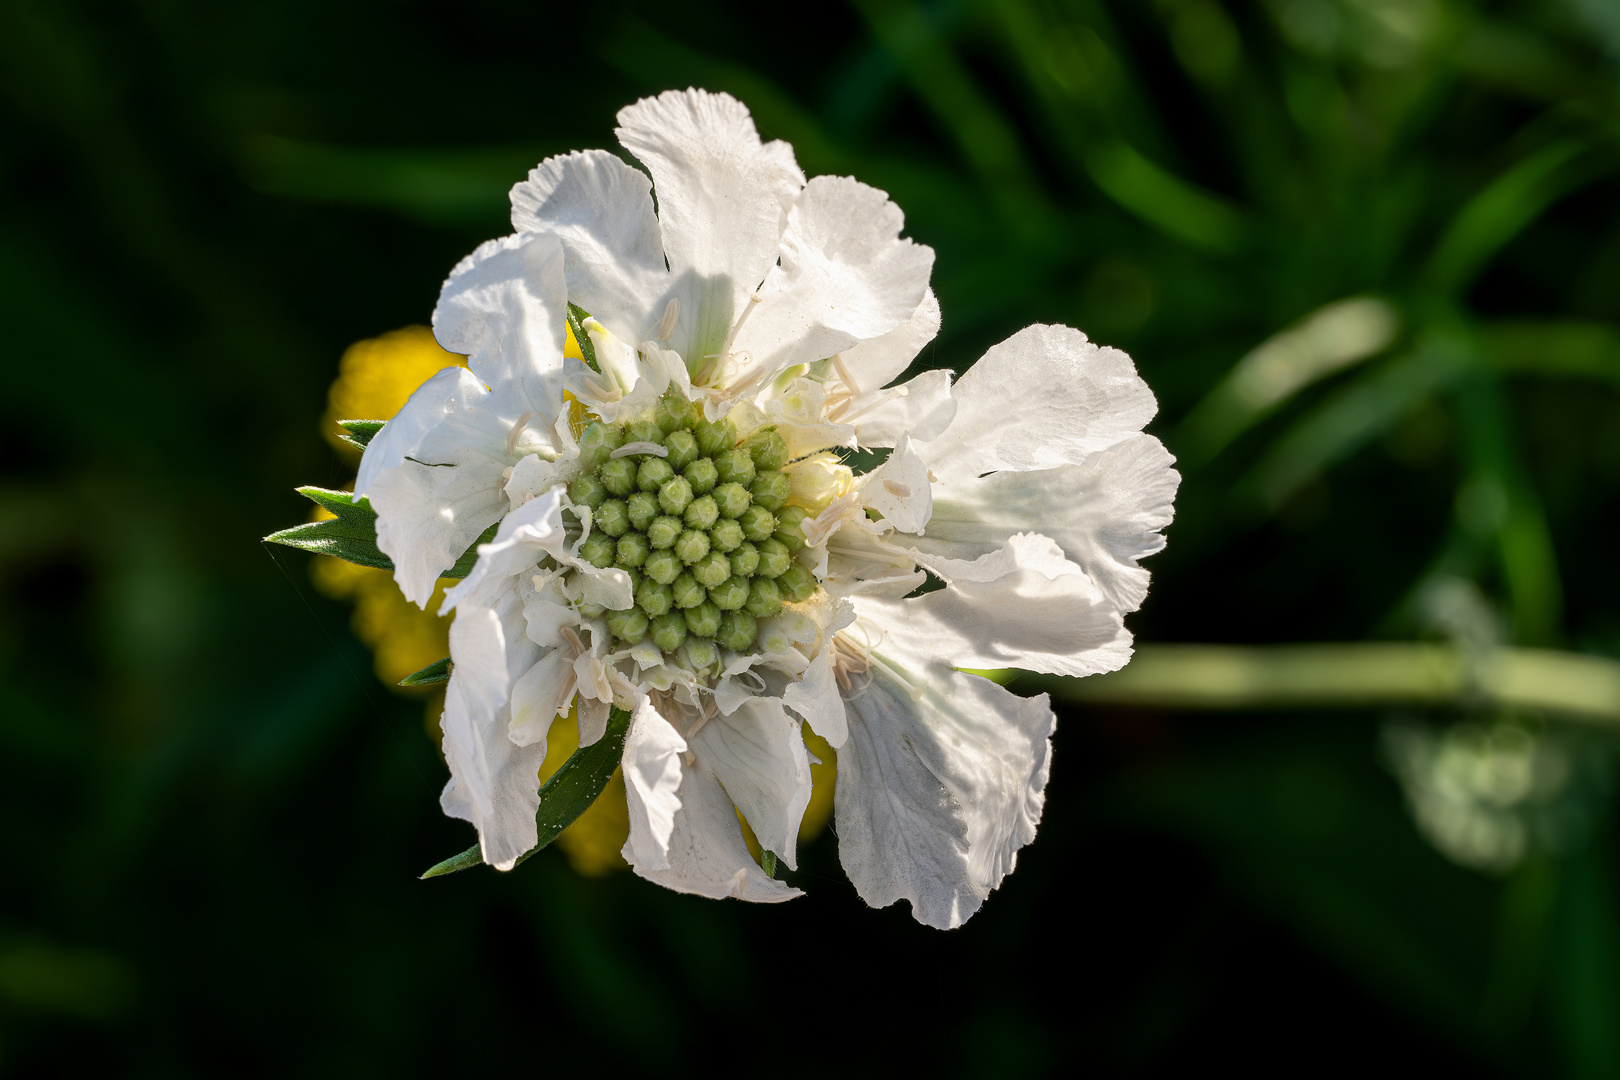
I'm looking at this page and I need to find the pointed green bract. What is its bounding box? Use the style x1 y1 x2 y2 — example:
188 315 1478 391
399 657 451 687
567 302 599 371
421 706 633 878
336 418 387 451
264 486 496 578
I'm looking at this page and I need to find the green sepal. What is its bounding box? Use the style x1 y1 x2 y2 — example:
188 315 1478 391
264 487 393 571
336 418 386 451
399 657 451 687
567 302 599 372
264 488 496 578
761 849 778 879
422 706 632 879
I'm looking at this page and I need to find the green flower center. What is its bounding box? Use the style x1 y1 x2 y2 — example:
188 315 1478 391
566 397 817 657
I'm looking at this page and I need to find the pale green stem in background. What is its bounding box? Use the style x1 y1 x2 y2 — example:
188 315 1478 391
1003 644 1620 726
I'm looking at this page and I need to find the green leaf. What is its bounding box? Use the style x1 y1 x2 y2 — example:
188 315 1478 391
399 657 450 687
421 706 632 879
264 487 393 571
760 849 778 879
335 418 386 451
567 303 599 372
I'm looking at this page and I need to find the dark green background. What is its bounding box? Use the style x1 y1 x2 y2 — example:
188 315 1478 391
2 0 1618 1075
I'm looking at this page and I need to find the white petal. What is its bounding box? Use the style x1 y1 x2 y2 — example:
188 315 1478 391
615 90 804 363
438 591 547 870
783 641 848 748
859 433 932 535
438 489 565 614
914 434 1180 612
837 289 941 394
861 533 1133 678
508 648 572 747
835 662 1055 929
356 366 514 607
433 232 571 413
728 176 934 394
688 696 813 869
622 758 803 904
621 698 687 870
917 324 1159 477
578 696 610 747
509 149 667 344
848 368 957 448
503 453 557 509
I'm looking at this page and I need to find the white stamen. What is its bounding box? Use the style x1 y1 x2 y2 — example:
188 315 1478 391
506 410 540 456
832 353 861 397
610 442 669 459
654 297 680 341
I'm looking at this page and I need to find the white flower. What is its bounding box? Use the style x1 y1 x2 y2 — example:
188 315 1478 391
355 89 1179 927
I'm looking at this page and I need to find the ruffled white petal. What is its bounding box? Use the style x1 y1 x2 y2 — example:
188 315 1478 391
509 149 667 344
913 434 1180 613
917 324 1158 477
432 232 571 414
862 532 1133 678
356 366 516 607
508 647 572 747
835 660 1055 929
836 288 941 393
615 90 804 364
859 433 933 535
438 489 566 614
687 695 813 869
783 642 849 748
621 697 688 871
623 758 802 903
847 368 957 448
727 175 934 393
439 590 547 870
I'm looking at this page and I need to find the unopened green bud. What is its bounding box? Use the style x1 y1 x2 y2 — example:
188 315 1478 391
755 538 791 578
577 602 606 620
675 528 710 565
658 476 693 516
625 567 643 593
596 499 630 537
606 608 649 644
579 533 615 568
716 610 758 652
713 447 756 487
694 418 737 456
579 422 623 469
671 572 706 609
709 574 750 611
709 519 744 552
625 420 664 446
682 637 718 671
650 612 688 652
692 550 731 588
742 428 789 470
647 515 683 549
684 601 721 638
664 429 699 471
729 541 759 577
599 458 636 497
683 495 719 531
654 393 694 434
779 562 816 602
568 474 607 508
744 577 783 618
682 457 718 495
635 578 673 618
738 505 777 543
643 548 681 585
773 505 811 550
615 533 650 569
637 457 674 492
627 491 659 531
712 481 752 519
750 470 791 512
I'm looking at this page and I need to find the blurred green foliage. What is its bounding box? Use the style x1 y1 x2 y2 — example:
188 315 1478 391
2 0 1620 1075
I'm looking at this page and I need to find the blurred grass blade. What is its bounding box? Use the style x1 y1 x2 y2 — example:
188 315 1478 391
1178 297 1400 465
1426 140 1591 296
1083 141 1248 253
422 707 632 878
1032 644 1620 723
399 658 450 687
1485 320 1620 384
265 487 392 571
335 418 385 452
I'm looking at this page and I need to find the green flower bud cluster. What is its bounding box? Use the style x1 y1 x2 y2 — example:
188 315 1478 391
566 396 817 657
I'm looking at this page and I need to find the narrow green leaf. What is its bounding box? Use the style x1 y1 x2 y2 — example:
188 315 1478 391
761 850 778 879
567 302 599 372
336 418 386 451
422 706 632 879
399 657 451 687
264 487 393 571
